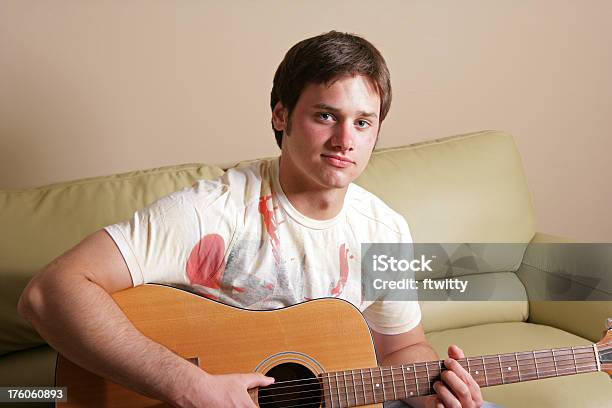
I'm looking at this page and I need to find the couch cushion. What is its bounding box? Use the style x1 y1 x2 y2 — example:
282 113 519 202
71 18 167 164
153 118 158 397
0 163 224 355
419 272 528 332
426 322 611 408
0 345 56 387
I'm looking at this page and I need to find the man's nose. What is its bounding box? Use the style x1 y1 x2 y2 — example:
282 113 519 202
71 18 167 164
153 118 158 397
331 121 355 151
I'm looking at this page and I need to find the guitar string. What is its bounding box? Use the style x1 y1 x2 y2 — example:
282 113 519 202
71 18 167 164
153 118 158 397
260 344 599 389
265 355 598 396
262 360 598 399
257 362 599 407
264 349 598 392
257 359 598 402
259 351 598 394
260 365 599 408
256 343 611 406
256 344 608 404
317 349 598 382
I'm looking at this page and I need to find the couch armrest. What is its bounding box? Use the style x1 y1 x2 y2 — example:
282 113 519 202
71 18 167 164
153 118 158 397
517 232 612 342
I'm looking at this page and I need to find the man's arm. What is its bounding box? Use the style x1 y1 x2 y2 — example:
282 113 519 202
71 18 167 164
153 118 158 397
17 230 272 408
372 322 484 408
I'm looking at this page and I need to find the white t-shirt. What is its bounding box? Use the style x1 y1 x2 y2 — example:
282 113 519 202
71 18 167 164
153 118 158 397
105 158 421 335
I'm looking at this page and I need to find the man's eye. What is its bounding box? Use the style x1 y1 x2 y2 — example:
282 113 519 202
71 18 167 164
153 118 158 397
319 112 334 121
357 120 370 128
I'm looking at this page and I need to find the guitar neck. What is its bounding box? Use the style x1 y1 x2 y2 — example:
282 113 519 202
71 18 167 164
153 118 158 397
321 344 601 407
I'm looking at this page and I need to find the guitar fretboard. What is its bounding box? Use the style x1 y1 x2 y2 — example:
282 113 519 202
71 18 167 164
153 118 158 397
319 344 599 407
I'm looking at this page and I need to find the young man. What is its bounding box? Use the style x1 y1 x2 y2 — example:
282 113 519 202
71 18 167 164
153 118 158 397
19 31 486 408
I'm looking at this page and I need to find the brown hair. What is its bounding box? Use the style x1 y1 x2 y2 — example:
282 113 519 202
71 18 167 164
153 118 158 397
270 31 392 148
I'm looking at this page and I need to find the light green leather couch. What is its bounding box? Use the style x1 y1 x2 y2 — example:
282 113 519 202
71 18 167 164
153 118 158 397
1 130 610 407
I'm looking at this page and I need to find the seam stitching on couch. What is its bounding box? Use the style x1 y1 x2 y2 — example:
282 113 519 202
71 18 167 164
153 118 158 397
371 129 502 156
0 165 224 194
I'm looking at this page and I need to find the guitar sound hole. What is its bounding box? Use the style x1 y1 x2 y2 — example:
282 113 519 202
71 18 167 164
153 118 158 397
258 362 322 408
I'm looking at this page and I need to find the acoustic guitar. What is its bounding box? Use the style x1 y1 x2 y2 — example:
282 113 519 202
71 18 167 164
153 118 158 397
55 284 612 407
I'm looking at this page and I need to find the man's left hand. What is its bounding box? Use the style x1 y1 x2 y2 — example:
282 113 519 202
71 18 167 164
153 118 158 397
433 345 484 408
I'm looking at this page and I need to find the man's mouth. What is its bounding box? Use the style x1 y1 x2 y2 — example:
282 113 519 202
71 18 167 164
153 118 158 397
321 154 355 168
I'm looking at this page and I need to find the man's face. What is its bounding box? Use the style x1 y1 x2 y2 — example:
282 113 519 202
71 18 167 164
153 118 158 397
273 74 381 193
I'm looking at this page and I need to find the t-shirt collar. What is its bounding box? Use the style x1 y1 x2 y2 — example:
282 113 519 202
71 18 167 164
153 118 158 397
271 157 349 230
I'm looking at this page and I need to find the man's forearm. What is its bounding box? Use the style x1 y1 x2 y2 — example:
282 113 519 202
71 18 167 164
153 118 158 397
19 273 204 407
380 341 439 366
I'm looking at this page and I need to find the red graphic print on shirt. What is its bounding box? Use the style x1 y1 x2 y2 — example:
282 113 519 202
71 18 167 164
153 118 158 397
186 233 226 299
258 194 281 264
331 243 351 297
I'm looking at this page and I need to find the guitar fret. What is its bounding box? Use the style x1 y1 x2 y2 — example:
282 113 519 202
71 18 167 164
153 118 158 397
327 374 334 408
343 370 349 406
360 369 366 405
498 354 504 384
552 349 558 376
370 368 376 403
533 351 539 379
379 366 386 401
482 356 489 386
514 352 522 382
571 347 578 374
351 369 357 405
335 371 341 407
390 367 397 400
466 357 471 374
401 365 409 398
414 363 420 396
425 362 431 393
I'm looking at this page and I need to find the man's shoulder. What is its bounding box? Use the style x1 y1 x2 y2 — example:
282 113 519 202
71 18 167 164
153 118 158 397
162 159 269 211
345 183 411 239
220 158 274 204
222 158 268 181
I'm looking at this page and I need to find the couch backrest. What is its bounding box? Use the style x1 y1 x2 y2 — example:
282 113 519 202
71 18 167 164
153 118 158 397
0 164 224 355
355 130 536 331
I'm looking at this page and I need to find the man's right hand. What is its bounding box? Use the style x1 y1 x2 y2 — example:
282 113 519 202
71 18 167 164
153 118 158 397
185 372 275 408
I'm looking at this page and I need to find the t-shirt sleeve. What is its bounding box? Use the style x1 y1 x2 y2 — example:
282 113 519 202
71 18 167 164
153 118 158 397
362 298 422 335
363 213 422 335
104 178 238 287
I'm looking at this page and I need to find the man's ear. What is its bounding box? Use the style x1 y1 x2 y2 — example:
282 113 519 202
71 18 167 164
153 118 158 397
272 102 288 132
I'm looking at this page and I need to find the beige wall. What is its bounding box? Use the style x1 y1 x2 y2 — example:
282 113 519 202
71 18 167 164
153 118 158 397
1 1 610 242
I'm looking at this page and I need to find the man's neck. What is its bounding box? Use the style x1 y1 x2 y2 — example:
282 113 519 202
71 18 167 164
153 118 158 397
277 160 348 221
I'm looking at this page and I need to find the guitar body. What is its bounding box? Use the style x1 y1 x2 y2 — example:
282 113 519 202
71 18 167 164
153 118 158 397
55 284 381 407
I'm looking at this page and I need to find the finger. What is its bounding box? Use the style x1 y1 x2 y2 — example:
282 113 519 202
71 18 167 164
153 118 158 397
447 344 465 359
441 369 473 407
433 381 461 408
444 358 482 401
243 373 275 389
